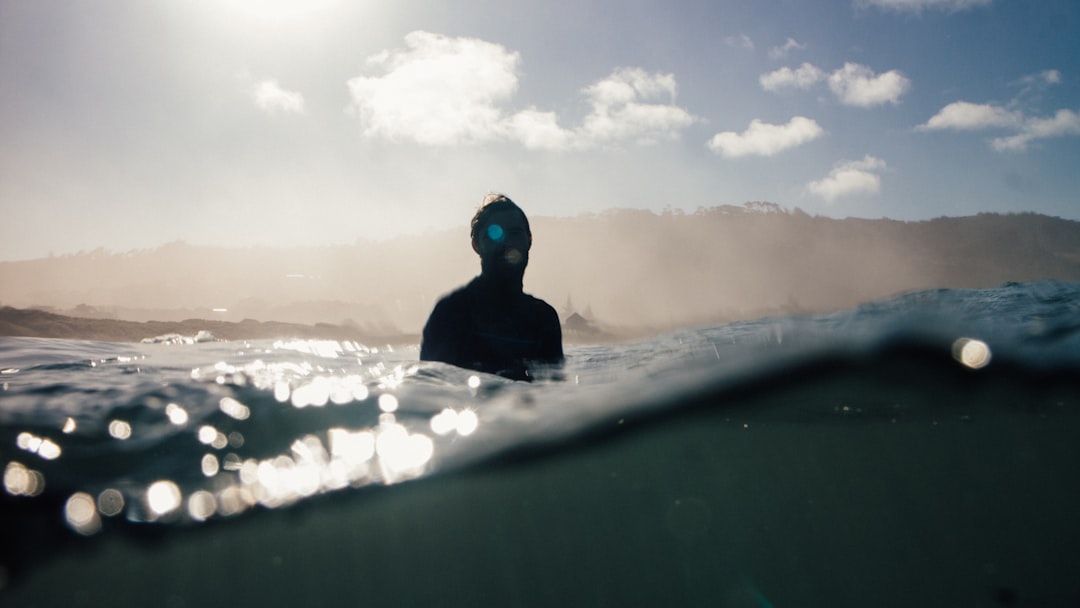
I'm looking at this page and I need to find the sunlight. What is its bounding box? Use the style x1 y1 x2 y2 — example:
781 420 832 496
187 490 218 522
108 420 132 440
146 480 182 517
429 408 479 437
219 0 342 23
375 420 434 482
165 403 189 426
64 492 101 536
4 461 44 497
16 432 61 460
952 337 992 370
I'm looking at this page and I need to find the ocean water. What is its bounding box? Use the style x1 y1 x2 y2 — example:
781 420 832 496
2 280 1079 607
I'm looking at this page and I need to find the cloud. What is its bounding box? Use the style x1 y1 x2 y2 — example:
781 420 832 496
345 32 695 150
760 63 825 91
990 109 1080 152
761 62 910 107
827 63 911 107
252 80 306 114
707 116 825 158
919 101 1080 151
504 108 572 150
574 68 697 146
1037 69 1062 85
1011 69 1063 100
725 34 755 50
918 101 1021 130
806 155 886 201
768 38 806 60
854 0 991 13
346 31 519 145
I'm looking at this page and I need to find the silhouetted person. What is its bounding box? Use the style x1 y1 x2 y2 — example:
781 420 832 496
421 194 563 381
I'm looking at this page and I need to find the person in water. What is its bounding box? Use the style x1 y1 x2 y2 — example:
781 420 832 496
420 194 563 381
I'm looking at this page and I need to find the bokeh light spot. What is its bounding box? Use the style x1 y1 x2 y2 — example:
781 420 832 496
188 490 217 522
202 453 221 477
328 428 376 465
147 480 182 516
430 408 458 435
375 422 434 481
16 432 62 460
456 409 479 436
429 408 479 436
65 492 101 535
952 337 992 369
97 488 125 517
108 419 132 440
165 403 189 426
378 393 399 413
228 431 245 448
274 381 291 403
4 461 45 496
198 425 228 449
219 397 251 420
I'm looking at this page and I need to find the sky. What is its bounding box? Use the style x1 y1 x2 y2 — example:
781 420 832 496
1 0 1078 261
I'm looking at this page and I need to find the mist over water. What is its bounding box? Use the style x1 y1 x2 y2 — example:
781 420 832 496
2 207 1078 336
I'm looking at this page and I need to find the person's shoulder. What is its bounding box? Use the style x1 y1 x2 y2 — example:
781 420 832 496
523 293 560 320
434 278 481 306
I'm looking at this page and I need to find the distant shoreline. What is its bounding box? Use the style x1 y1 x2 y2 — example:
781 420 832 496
0 306 628 345
0 306 418 345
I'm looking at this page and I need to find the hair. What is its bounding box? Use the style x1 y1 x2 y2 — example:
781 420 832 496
470 193 531 241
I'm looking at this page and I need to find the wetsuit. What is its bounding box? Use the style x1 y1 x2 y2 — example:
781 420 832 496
420 275 563 381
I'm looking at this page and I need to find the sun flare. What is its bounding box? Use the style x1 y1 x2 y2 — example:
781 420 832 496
220 0 342 23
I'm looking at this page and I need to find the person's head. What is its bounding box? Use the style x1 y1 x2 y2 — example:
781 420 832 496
470 193 531 242
470 193 532 280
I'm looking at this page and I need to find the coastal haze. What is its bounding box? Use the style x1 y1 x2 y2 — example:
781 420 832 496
3 206 1079 338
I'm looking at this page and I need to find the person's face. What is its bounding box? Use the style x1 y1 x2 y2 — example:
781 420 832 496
473 208 531 275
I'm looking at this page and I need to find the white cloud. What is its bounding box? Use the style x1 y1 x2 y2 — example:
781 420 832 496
806 155 886 202
725 34 755 50
1039 69 1062 85
1012 69 1063 97
507 68 696 150
760 62 910 107
991 109 1080 152
919 101 1080 152
345 31 519 145
707 116 824 158
919 101 1021 130
759 63 825 92
252 80 305 114
827 63 911 107
505 108 572 150
345 33 695 150
768 38 806 60
855 0 991 13
575 68 696 146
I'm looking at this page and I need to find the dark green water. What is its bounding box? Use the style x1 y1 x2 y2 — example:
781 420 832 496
6 364 1078 608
